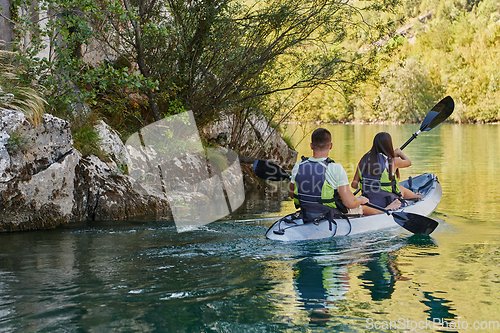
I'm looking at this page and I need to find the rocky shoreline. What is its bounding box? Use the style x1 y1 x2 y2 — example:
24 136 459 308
0 109 296 232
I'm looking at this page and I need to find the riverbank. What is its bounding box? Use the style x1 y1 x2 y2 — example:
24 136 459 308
0 109 296 232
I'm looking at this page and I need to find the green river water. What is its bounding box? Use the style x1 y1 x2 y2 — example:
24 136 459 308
1 124 500 332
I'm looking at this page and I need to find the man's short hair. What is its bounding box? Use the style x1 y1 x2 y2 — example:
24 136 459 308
311 128 331 150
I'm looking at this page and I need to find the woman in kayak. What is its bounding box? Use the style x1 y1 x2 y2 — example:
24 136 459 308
351 132 422 216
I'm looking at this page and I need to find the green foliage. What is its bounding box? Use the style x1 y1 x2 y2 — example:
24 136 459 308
312 0 500 124
9 0 414 158
397 0 500 123
10 0 156 134
281 133 295 150
112 161 129 176
373 57 443 122
163 99 186 118
72 122 108 160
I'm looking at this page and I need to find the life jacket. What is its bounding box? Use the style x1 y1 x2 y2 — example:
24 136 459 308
293 156 347 219
359 153 401 207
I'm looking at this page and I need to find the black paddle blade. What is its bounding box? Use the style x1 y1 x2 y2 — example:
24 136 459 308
392 212 439 235
420 96 455 132
253 159 291 181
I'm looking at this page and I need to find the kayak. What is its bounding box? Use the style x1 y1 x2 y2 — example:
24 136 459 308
265 173 441 241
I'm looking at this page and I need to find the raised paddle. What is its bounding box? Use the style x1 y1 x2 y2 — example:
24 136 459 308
351 96 455 196
364 202 438 235
253 159 439 235
400 96 454 150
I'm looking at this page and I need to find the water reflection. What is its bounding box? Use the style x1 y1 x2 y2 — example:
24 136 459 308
294 258 349 325
422 291 456 321
280 231 445 328
0 211 499 331
359 252 400 301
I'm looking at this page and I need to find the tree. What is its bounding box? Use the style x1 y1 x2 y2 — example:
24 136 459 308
374 57 443 123
11 0 400 151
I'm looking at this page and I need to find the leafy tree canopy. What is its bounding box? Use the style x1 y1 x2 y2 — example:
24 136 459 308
10 0 400 149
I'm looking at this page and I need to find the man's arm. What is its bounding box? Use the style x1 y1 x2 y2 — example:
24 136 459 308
337 184 369 209
289 162 300 199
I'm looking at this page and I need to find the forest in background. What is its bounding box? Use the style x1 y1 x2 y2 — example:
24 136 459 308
291 0 500 124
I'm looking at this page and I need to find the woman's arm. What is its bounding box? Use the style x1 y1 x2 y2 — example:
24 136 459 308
393 148 412 169
351 166 360 189
289 183 295 199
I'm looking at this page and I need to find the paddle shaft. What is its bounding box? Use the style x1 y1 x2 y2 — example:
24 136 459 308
364 202 439 235
399 96 454 150
400 130 421 150
364 202 393 216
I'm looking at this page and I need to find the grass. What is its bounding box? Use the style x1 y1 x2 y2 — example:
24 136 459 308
0 50 47 127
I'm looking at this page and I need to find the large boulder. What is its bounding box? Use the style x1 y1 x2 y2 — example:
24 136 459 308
0 109 75 231
0 109 172 231
0 110 73 182
72 154 171 221
0 109 296 232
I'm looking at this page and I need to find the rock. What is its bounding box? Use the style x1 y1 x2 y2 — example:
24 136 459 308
202 113 297 169
0 109 296 232
0 110 172 232
72 154 171 221
0 109 76 231
0 149 78 231
419 10 433 23
122 116 242 228
0 109 73 182
95 120 128 170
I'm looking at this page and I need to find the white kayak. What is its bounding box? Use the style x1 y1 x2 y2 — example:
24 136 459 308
265 173 442 241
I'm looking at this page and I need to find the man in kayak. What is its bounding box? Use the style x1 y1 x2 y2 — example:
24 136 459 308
351 132 423 215
289 128 369 221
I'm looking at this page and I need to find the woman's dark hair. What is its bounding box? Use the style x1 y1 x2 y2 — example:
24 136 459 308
358 132 399 179
311 128 331 150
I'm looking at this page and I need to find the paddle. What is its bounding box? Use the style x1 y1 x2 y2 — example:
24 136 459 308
253 159 439 235
253 159 291 181
364 202 438 235
400 96 454 150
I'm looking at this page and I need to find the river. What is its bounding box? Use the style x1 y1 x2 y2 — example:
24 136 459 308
0 124 499 332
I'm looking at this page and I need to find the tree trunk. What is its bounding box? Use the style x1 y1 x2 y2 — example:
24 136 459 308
0 0 14 50
123 0 162 121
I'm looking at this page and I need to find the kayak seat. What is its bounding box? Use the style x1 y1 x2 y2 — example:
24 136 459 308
344 213 363 218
